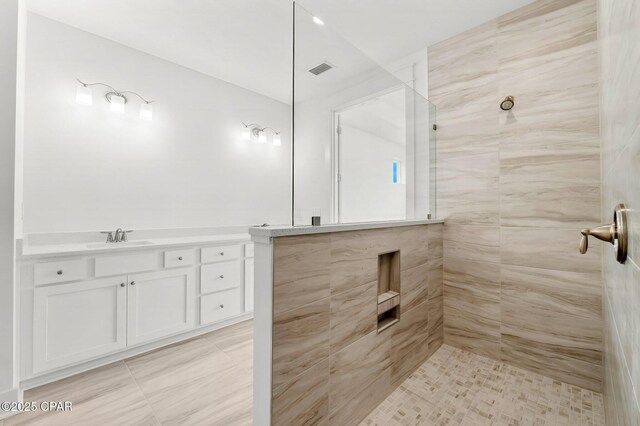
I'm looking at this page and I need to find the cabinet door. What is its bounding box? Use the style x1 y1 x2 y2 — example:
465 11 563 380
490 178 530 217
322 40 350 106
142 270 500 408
127 268 196 345
244 258 254 312
33 277 127 373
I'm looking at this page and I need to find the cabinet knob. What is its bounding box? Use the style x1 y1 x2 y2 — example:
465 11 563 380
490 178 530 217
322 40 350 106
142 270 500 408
220 252 225 256
219 304 224 308
120 283 125 287
57 270 63 275
219 275 224 279
178 256 183 261
130 281 136 286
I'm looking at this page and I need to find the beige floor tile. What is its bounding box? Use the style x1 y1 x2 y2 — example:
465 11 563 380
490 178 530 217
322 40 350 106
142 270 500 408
7 321 255 426
6 362 157 426
360 344 605 426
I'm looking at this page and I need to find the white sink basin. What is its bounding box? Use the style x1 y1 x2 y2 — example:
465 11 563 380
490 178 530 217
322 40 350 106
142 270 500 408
86 241 154 249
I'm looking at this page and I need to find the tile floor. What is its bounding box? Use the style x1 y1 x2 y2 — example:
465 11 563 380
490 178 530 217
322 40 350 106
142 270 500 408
361 345 605 426
3 322 605 426
5 319 253 426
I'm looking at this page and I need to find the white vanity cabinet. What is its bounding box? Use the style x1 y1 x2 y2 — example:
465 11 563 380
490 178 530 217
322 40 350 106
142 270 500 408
22 238 255 384
33 276 127 373
127 268 196 345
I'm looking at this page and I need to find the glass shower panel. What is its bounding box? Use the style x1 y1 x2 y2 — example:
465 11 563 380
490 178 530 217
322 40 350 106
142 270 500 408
292 2 436 225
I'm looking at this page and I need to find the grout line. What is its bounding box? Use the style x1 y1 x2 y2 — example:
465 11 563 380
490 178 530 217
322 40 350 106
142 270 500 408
122 361 163 425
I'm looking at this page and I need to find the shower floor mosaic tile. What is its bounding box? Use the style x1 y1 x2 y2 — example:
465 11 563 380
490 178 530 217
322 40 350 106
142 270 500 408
361 345 605 426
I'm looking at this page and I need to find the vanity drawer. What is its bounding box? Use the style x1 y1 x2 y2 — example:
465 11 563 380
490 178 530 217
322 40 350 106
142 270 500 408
164 249 194 268
201 261 241 294
201 245 241 263
95 252 158 277
34 259 88 286
200 289 242 325
245 243 254 258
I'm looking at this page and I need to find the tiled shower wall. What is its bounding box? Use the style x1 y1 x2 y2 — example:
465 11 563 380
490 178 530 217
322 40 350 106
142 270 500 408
599 0 640 423
429 0 603 391
269 224 443 425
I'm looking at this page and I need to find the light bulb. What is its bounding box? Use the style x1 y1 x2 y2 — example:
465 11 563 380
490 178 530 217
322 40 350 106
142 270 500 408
313 16 324 25
258 131 267 143
273 133 282 146
242 127 251 141
76 85 92 106
140 103 153 121
110 94 125 114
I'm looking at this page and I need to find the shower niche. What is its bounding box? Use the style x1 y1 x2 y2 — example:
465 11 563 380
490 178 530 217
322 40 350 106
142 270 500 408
377 250 401 332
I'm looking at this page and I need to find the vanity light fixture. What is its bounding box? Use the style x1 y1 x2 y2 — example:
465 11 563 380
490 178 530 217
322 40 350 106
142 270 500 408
241 122 281 146
76 84 93 106
108 93 125 114
139 102 153 121
75 78 154 120
242 124 252 141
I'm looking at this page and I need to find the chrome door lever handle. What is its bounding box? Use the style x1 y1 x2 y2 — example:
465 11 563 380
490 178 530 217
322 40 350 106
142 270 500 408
580 204 628 264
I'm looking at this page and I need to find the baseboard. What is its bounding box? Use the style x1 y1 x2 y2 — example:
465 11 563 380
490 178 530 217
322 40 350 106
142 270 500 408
0 388 23 420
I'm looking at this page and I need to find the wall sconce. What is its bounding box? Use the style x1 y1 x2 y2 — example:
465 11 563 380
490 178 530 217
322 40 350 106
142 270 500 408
76 78 154 121
241 122 281 146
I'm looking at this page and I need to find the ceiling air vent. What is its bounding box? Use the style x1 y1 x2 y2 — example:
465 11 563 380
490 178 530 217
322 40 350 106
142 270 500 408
308 62 334 76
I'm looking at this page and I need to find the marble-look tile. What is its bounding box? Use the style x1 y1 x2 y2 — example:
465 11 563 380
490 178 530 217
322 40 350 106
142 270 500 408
395 226 430 271
272 297 330 390
501 264 601 319
20 361 133 406
329 367 392 426
497 0 597 64
390 300 430 386
437 154 500 226
329 331 391 411
126 333 227 385
444 304 501 360
400 263 429 313
6 323 256 426
500 226 602 273
204 319 253 373
273 234 331 315
443 224 500 263
6 362 158 426
432 106 499 160
272 359 329 426
330 231 379 295
127 337 251 425
444 258 501 323
501 300 602 391
330 281 377 353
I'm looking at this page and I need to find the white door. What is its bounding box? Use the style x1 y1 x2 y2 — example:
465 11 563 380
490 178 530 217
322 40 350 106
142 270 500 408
127 268 196 345
244 258 254 312
33 276 127 373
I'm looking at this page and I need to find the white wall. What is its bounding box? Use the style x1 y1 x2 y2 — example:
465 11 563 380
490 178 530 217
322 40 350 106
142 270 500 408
23 14 292 235
339 124 406 223
0 0 20 405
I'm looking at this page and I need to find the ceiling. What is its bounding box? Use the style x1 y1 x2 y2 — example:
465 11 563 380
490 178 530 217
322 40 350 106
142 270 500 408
27 0 535 104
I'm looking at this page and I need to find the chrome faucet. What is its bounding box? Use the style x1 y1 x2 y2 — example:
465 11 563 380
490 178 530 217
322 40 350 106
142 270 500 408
100 228 133 243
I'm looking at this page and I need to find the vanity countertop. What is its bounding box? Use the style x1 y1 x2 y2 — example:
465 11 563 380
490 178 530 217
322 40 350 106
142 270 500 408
19 233 251 258
249 219 444 239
